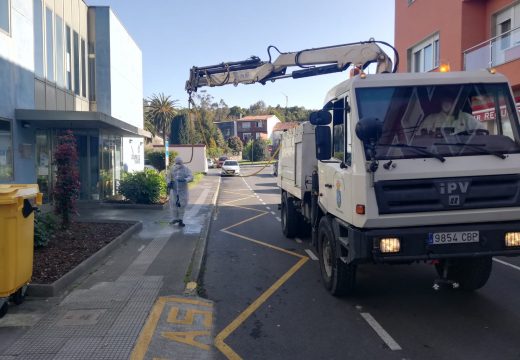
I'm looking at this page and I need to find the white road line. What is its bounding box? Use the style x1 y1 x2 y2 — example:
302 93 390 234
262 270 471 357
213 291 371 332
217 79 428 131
304 249 318 260
270 211 276 215
295 238 302 244
266 206 271 210
275 216 281 222
360 313 402 351
493 258 520 272
137 245 145 252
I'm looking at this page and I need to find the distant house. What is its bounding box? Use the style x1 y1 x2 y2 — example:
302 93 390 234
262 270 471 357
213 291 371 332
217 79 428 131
236 115 280 143
214 121 237 141
271 121 300 149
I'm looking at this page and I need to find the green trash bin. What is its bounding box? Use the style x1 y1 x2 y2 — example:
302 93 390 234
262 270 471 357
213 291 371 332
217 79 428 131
0 184 42 318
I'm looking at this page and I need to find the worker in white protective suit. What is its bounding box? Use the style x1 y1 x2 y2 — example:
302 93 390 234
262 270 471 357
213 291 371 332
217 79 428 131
167 157 193 227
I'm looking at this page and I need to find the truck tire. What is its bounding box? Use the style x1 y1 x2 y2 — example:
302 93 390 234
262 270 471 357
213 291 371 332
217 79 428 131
281 192 298 238
318 217 356 296
436 257 492 291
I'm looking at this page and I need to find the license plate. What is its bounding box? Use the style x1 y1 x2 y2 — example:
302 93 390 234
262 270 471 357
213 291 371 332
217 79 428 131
428 231 479 245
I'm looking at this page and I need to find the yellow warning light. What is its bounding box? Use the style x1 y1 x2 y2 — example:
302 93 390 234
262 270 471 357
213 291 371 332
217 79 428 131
439 63 451 72
488 68 497 74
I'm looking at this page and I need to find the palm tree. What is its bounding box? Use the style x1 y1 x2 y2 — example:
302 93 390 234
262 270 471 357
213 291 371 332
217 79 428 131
145 93 178 145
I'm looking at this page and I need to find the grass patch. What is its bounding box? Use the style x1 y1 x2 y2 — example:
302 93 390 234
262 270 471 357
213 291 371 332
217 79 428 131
189 172 205 189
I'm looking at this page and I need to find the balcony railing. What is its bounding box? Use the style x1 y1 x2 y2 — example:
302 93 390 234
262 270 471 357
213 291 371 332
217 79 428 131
464 26 520 70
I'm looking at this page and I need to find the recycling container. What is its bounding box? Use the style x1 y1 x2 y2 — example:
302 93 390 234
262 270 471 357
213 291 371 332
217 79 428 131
0 185 42 301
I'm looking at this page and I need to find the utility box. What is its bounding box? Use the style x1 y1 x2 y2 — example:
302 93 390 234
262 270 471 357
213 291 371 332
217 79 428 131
0 184 42 317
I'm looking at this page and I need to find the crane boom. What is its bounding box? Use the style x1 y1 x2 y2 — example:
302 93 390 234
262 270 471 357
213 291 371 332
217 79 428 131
185 40 396 94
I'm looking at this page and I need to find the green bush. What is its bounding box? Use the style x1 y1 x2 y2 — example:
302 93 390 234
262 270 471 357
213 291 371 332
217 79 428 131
145 150 177 171
118 169 166 204
34 212 58 248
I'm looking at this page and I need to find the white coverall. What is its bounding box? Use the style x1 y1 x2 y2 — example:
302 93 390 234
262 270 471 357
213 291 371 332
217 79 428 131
167 161 193 223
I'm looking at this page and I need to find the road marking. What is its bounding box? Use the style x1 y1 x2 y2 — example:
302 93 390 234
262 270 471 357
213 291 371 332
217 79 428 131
304 249 318 260
137 245 145 252
275 216 281 222
215 257 308 359
266 206 271 210
493 258 520 272
295 238 302 244
270 211 276 215
131 296 213 360
360 313 402 351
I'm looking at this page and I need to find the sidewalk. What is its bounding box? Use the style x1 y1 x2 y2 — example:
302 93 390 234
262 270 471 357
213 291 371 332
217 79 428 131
0 172 220 360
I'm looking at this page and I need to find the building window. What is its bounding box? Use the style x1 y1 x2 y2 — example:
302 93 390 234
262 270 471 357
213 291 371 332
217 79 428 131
33 0 44 77
410 34 439 72
81 38 86 97
255 133 262 139
73 31 79 95
66 25 72 90
45 7 54 82
0 119 13 181
242 133 251 142
242 122 251 129
0 0 10 34
55 15 64 87
257 121 263 127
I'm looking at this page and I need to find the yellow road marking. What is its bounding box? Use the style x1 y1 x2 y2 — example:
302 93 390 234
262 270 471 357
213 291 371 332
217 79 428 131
214 185 309 359
130 297 167 360
214 257 308 359
131 296 213 359
167 307 213 328
162 330 211 351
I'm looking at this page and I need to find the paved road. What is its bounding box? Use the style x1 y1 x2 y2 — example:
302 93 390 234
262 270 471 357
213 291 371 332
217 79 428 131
202 168 520 360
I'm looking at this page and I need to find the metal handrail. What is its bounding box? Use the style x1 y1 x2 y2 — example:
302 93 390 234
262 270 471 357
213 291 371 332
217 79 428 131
463 25 520 54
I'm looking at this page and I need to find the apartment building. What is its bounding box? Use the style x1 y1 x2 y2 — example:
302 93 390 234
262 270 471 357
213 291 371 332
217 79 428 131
395 0 520 104
236 115 280 143
0 0 146 201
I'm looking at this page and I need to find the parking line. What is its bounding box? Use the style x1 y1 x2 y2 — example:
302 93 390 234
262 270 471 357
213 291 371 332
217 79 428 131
360 313 402 351
493 258 520 272
270 211 276 215
304 249 318 260
295 238 302 244
266 206 271 210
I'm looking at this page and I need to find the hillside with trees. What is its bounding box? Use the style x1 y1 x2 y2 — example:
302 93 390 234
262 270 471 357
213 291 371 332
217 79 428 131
144 91 316 159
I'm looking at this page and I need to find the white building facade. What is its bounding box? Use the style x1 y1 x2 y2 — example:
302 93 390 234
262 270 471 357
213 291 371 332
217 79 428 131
0 0 146 201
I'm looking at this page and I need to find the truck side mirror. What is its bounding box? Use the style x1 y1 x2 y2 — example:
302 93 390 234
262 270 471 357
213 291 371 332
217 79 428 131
309 110 332 126
355 117 383 144
315 126 332 160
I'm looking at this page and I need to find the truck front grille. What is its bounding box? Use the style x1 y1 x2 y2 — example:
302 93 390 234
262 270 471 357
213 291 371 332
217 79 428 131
375 174 520 214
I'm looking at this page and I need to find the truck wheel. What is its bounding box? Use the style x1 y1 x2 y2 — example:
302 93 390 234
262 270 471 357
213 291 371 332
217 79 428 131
281 192 298 238
318 217 356 296
437 257 492 291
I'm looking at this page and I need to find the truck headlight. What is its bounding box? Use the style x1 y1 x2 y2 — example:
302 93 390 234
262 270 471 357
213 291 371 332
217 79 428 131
380 238 400 253
505 232 520 247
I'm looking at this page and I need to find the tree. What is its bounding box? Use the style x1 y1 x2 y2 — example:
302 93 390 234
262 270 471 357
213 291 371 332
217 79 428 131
170 113 191 144
229 106 245 119
227 136 243 155
248 100 267 115
53 130 80 228
146 93 178 145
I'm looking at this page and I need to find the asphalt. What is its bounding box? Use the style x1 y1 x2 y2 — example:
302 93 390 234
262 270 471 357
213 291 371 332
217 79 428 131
0 171 221 360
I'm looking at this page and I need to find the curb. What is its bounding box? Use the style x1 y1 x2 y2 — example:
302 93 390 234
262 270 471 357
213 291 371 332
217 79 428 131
27 220 143 297
184 176 221 295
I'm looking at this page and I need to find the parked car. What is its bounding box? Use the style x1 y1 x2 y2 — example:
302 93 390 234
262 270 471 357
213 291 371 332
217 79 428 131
207 158 215 168
221 160 240 176
217 156 228 168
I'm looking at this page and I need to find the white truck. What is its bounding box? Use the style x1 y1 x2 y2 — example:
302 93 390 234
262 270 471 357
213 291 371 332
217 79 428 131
186 40 520 295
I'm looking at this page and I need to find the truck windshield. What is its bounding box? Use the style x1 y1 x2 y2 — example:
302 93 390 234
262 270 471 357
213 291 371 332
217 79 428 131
356 83 520 161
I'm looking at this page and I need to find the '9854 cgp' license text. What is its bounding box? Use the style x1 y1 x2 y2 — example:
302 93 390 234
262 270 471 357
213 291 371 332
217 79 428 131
428 231 479 245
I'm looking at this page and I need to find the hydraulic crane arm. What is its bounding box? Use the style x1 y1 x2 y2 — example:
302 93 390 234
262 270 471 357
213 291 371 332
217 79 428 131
185 40 397 94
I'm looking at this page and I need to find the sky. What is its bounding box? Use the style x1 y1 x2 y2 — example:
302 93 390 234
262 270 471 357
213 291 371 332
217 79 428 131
88 0 395 110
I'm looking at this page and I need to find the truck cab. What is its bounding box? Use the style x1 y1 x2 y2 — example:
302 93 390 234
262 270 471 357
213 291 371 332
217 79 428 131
306 69 520 294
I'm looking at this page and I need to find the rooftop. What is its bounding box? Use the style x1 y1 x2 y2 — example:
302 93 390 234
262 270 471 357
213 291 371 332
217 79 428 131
273 122 300 132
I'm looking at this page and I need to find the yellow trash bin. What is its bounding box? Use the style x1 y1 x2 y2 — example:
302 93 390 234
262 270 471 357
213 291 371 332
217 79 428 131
0 184 42 317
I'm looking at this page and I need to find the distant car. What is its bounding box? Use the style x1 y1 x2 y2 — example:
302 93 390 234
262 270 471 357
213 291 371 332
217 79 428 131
207 158 215 168
221 160 240 176
217 156 228 168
